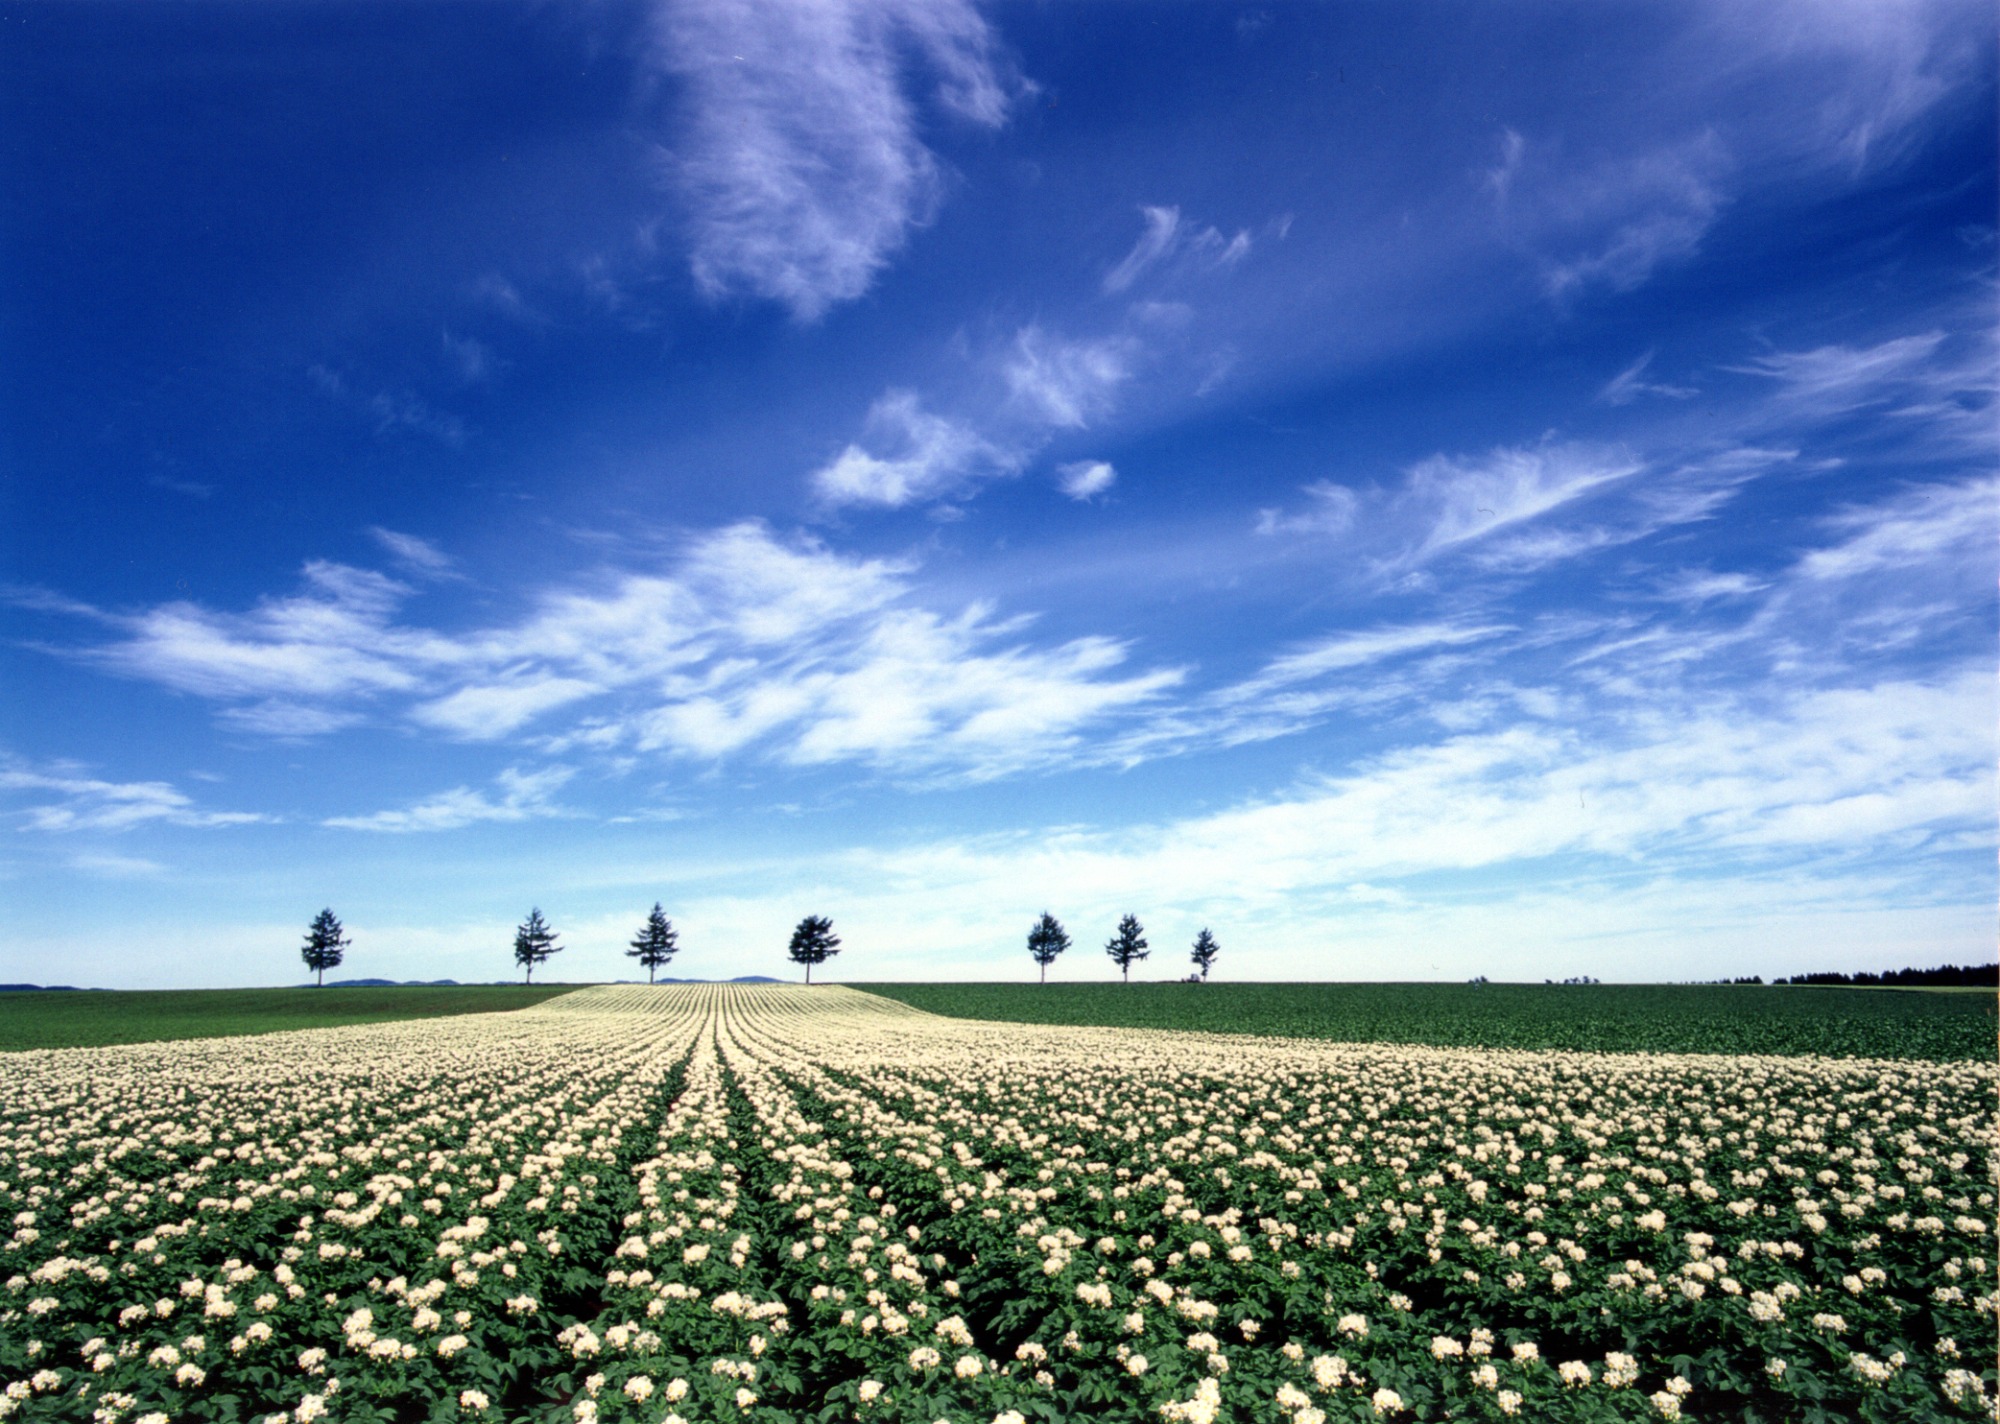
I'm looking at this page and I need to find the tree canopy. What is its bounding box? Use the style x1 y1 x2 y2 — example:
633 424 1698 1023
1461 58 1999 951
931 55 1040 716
1105 913 1149 982
1027 912 1070 983
628 904 679 983
300 908 349 988
1190 927 1220 982
513 908 562 984
787 915 841 984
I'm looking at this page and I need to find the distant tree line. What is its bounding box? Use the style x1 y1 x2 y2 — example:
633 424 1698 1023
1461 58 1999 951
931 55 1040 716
1022 912 1223 983
296 904 851 986
1776 963 1997 988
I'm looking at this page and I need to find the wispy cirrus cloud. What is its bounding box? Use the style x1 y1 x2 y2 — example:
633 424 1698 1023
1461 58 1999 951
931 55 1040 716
1227 623 1514 700
811 390 1013 507
1002 325 1132 429
1729 331 1948 418
651 0 1026 320
1795 475 1997 584
800 663 1991 981
813 325 1133 510
369 528 459 580
1491 128 1729 303
29 522 1182 787
1405 443 1644 561
1599 350 1698 405
325 765 576 833
0 761 265 833
1102 204 1252 294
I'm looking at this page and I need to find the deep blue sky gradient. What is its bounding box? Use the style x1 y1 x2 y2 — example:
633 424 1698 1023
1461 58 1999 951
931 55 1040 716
3 0 1993 986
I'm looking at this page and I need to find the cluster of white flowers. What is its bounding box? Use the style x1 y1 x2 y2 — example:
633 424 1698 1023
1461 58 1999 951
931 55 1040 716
0 983 1991 1423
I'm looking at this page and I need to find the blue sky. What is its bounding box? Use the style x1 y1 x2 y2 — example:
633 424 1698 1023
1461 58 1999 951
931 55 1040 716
3 0 1993 988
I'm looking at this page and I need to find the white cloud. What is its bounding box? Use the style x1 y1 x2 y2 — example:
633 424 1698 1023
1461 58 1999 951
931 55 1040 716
634 604 1183 782
1230 623 1512 697
88 561 435 701
1261 438 1780 579
1795 476 1997 583
1535 136 1729 301
672 665 1990 982
325 765 576 833
1698 0 1982 175
652 0 1023 320
812 390 1011 507
48 522 1185 787
1 763 265 833
1003 326 1131 429
1102 203 1252 295
369 527 458 579
873 666 1992 901
1056 460 1116 500
1255 481 1359 537
413 674 607 741
1653 569 1768 604
67 853 167 878
1103 206 1180 293
815 323 1137 512
217 701 368 739
1407 442 1643 560
1730 331 1946 416
1599 351 1698 405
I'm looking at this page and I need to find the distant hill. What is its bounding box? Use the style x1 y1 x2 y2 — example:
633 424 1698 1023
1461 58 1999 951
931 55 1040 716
309 978 468 988
6 975 791 993
639 975 785 984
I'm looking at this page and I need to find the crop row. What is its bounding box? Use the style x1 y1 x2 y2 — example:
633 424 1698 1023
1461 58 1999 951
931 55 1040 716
1 985 1993 1423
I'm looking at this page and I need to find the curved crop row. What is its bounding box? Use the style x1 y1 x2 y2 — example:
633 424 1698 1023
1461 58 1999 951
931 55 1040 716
1 985 1992 1423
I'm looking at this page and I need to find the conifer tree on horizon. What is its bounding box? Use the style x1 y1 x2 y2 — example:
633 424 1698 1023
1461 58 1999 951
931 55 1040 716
1105 913 1149 982
787 915 840 984
628 903 679 983
513 908 562 984
1190 927 1220 982
300 908 349 988
1027 911 1070 983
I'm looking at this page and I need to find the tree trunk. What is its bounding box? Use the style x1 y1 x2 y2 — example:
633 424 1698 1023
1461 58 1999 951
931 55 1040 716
1040 961 1046 984
806 961 812 985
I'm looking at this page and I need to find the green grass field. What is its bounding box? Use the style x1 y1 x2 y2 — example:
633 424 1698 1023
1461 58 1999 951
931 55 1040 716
856 980 1998 1062
0 984 580 1051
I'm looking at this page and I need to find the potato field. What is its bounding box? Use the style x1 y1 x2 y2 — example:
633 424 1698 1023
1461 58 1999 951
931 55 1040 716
1 985 1992 1424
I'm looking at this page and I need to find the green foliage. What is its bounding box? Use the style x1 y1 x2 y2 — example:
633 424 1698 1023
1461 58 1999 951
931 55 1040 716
852 981 1998 1062
1189 927 1220 981
1104 913 1149 981
788 914 841 983
512 906 562 983
1026 911 1070 982
0 985 577 1051
299 907 350 987
628 903 680 983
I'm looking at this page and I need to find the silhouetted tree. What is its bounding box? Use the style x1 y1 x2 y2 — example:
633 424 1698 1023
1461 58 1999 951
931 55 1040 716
788 915 841 984
1027 912 1070 983
1105 913 1149 982
300 908 349 988
628 903 679 983
513 908 562 984
1189 927 1220 982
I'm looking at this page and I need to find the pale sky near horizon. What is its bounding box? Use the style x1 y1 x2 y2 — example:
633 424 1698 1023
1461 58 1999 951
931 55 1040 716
2 0 1994 988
